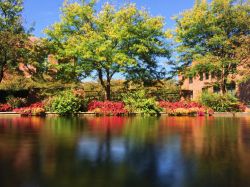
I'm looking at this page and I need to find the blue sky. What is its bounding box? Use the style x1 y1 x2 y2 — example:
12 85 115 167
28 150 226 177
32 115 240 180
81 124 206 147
23 0 195 37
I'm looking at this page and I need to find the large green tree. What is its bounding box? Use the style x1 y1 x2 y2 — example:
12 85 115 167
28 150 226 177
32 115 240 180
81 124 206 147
0 0 29 82
174 0 250 93
45 0 170 100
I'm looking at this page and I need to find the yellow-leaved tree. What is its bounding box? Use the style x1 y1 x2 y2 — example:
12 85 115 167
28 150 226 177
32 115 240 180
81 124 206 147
45 0 171 100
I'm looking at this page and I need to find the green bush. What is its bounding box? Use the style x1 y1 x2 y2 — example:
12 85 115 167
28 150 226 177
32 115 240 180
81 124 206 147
200 92 245 112
122 90 162 116
45 90 82 115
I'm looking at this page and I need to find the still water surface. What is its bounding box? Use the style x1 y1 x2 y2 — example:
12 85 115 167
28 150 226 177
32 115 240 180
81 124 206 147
0 116 250 187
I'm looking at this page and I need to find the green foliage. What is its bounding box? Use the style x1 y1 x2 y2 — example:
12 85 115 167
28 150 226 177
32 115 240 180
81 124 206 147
0 75 39 90
174 0 250 92
0 76 83 102
200 92 245 112
45 90 82 115
144 80 180 101
122 90 162 116
81 79 180 102
7 96 27 108
0 0 24 31
27 38 55 80
0 0 30 82
45 1 170 100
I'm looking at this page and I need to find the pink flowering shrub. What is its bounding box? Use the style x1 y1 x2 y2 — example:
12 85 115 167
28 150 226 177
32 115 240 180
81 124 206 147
88 101 128 116
158 101 214 116
0 104 12 112
13 102 45 116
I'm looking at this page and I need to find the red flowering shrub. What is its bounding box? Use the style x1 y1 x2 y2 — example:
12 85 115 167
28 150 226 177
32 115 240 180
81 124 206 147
88 101 128 116
158 101 202 109
0 104 12 112
235 103 246 112
158 101 214 116
14 102 45 116
30 102 44 108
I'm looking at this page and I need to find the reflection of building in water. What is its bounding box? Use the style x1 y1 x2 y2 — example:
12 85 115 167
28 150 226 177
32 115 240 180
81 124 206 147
238 117 250 177
160 116 250 186
159 117 207 155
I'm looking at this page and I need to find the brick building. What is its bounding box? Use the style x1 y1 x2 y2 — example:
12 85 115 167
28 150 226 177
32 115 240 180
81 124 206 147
178 66 250 104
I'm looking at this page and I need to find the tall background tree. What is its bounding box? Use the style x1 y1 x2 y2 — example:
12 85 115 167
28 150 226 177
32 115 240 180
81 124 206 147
174 0 250 93
45 0 171 100
0 0 29 82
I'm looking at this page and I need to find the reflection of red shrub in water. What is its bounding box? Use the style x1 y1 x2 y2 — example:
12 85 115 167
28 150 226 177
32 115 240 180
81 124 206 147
0 117 44 130
88 101 128 116
159 116 213 127
87 117 127 135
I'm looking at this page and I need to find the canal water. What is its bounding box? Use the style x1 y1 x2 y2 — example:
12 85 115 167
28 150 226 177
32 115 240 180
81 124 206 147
0 116 250 187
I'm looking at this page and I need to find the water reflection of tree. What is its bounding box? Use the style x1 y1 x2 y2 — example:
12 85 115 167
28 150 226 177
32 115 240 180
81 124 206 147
1 116 250 187
190 118 240 187
0 117 45 187
174 117 250 187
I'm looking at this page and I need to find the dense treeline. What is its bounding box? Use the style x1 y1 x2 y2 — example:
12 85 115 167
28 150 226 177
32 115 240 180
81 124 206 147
0 0 249 109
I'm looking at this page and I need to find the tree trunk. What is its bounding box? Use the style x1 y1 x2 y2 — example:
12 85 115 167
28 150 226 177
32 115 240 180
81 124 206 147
220 79 227 95
105 79 111 101
220 67 227 95
0 55 7 83
0 65 4 83
98 69 112 101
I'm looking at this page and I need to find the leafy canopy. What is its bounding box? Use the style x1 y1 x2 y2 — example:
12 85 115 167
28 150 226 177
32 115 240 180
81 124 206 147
0 0 29 82
45 0 170 99
174 0 250 91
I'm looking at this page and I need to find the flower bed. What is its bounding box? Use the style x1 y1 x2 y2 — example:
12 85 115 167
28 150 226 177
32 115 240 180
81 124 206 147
158 101 214 116
13 102 45 116
0 104 12 112
2 100 215 117
88 101 128 116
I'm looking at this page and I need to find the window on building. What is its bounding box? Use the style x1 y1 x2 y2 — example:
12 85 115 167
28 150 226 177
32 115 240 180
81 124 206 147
188 91 193 100
213 86 220 93
205 73 209 80
227 82 236 95
199 73 204 81
202 87 208 93
189 77 193 84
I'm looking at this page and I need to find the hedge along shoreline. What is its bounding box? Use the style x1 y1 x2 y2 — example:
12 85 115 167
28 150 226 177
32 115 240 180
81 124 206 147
0 90 247 117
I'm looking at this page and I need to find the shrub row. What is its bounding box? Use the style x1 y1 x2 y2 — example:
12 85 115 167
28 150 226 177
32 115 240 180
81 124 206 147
0 90 246 116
